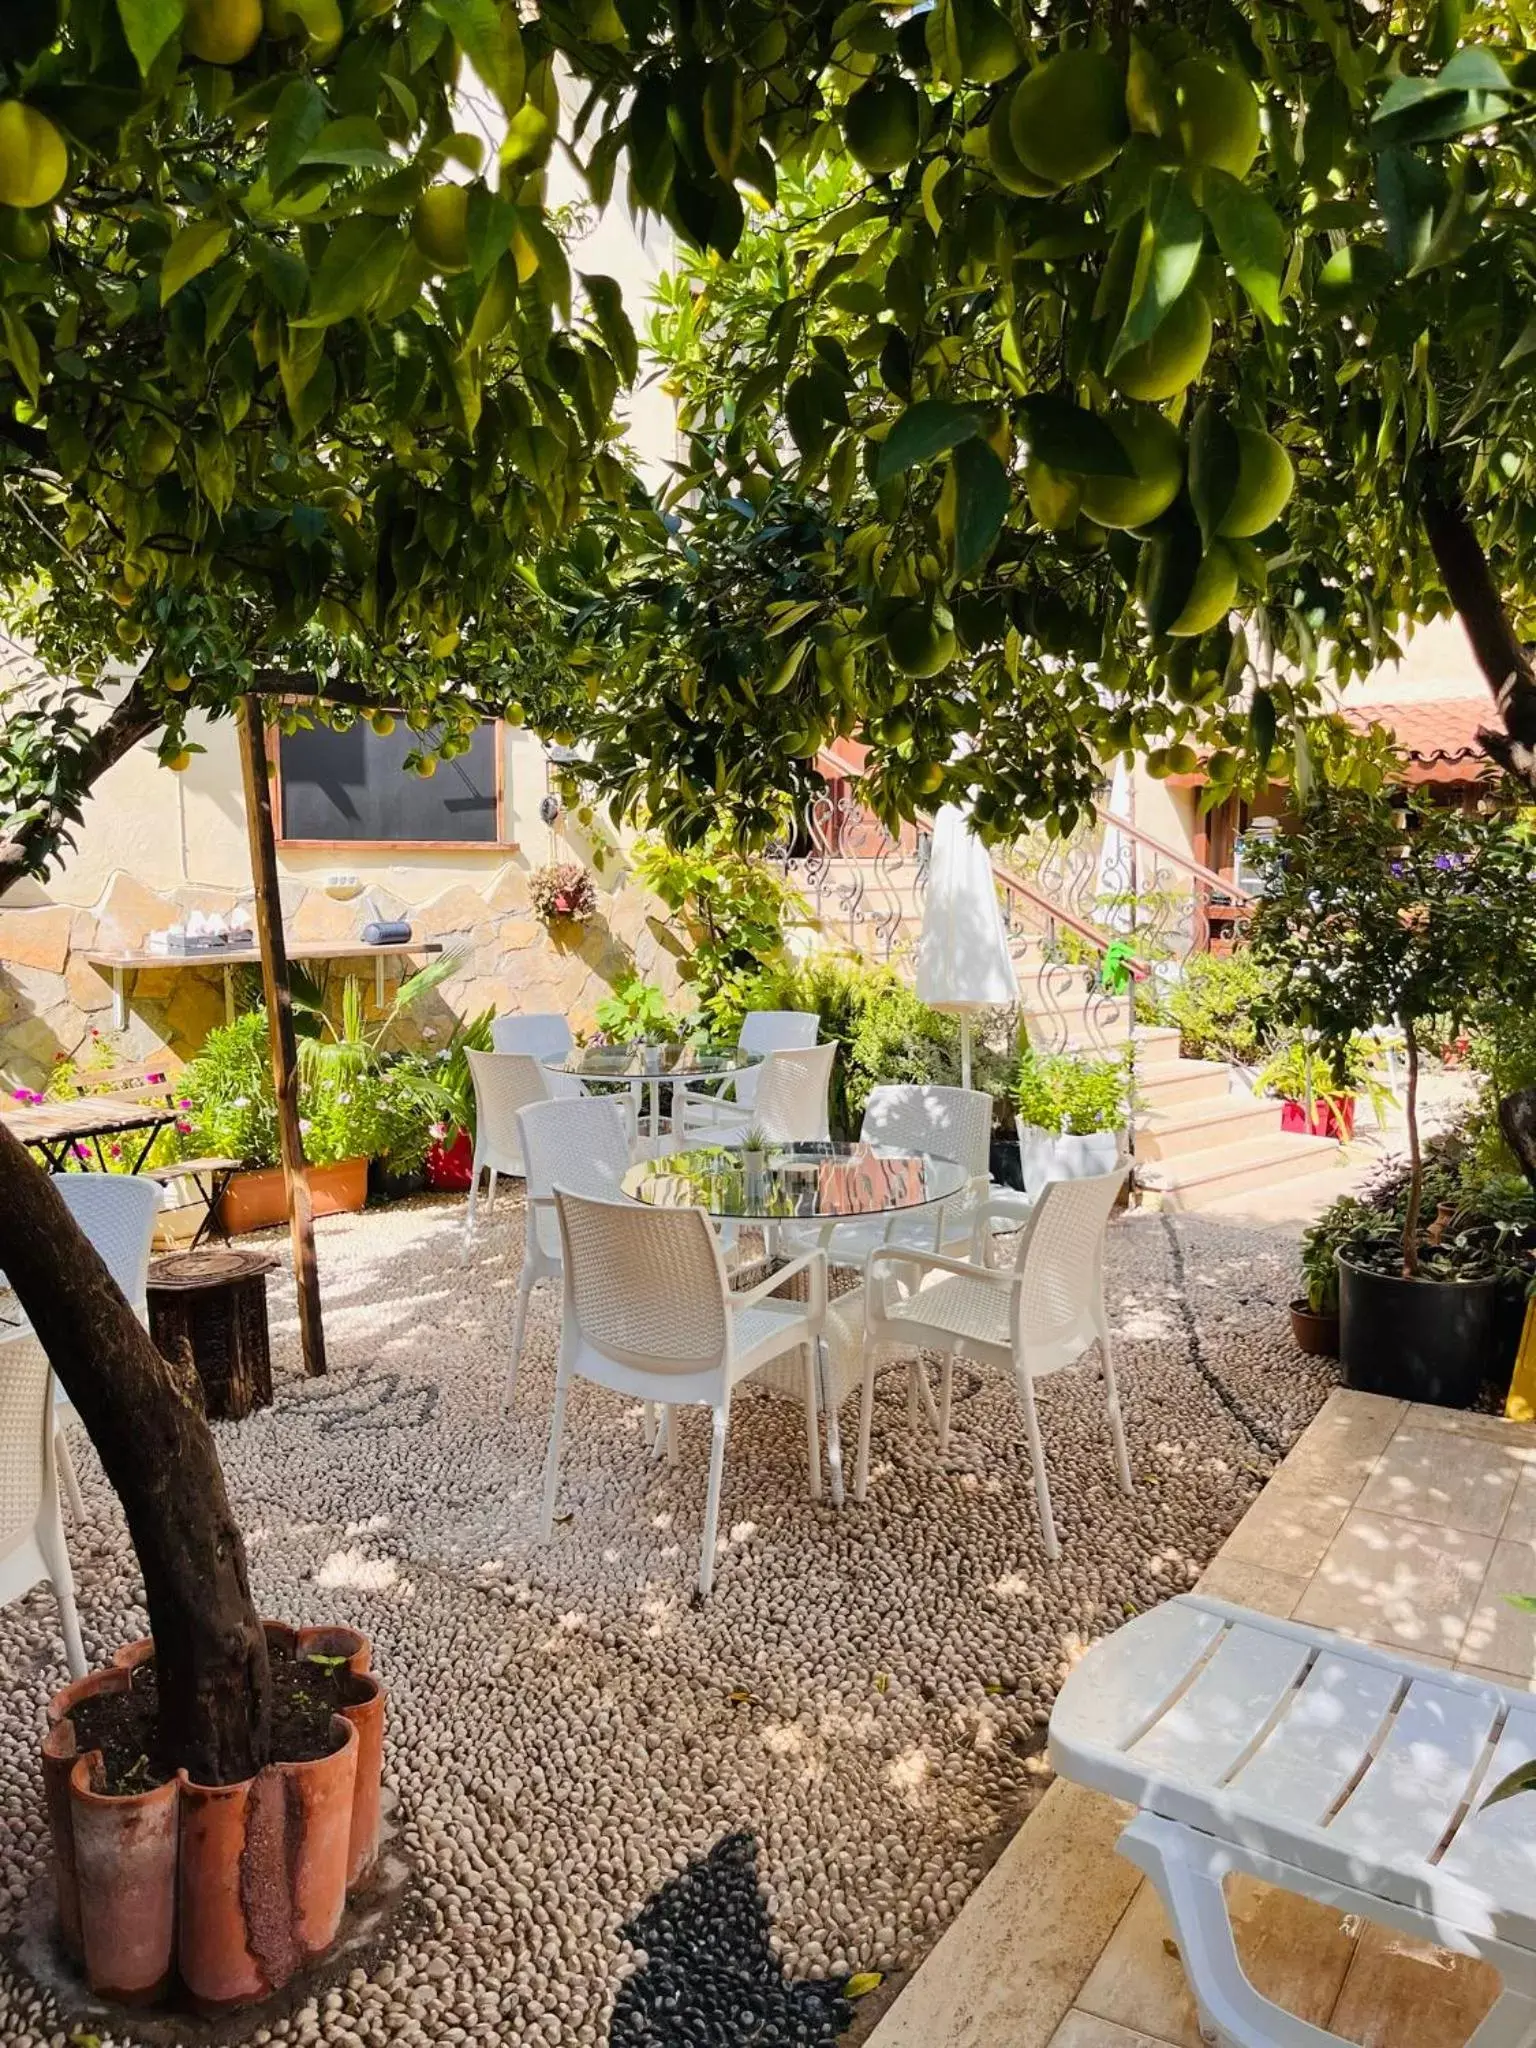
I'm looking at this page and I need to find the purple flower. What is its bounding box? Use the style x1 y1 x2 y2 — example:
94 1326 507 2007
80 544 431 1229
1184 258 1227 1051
178 1097 191 1108
72 1143 89 1161
12 1088 28 1102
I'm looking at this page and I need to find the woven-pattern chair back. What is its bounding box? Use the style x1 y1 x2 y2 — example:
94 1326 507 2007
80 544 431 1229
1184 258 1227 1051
736 1011 819 1108
491 1013 574 1061
555 1190 727 1371
51 1173 161 1307
861 1084 992 1176
468 1050 550 1165
0 1340 48 1552
519 1099 632 1260
752 1042 836 1143
1014 1170 1126 1347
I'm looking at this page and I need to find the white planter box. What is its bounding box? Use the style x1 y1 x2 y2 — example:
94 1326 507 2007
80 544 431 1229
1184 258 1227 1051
1017 1124 1123 1197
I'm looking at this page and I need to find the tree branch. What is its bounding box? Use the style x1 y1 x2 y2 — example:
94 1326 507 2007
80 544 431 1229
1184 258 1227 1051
1420 476 1536 794
0 675 160 900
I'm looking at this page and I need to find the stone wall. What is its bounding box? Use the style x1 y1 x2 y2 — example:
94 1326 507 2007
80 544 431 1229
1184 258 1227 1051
0 857 683 1091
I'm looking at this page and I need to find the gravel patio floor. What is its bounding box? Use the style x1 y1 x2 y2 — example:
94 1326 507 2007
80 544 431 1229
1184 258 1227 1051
0 1194 1337 2047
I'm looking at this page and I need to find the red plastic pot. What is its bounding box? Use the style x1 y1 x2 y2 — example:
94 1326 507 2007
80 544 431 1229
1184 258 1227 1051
425 1128 473 1191
1280 1095 1355 1140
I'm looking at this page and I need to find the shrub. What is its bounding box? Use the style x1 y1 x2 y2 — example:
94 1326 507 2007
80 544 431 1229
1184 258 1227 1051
631 827 800 1035
1255 1035 1394 1124
592 975 681 1044
1014 1048 1129 1135
1165 950 1280 1065
1304 1145 1536 1291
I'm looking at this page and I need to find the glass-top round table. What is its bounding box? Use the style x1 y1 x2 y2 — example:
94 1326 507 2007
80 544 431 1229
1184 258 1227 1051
622 1141 969 1223
543 1043 763 1142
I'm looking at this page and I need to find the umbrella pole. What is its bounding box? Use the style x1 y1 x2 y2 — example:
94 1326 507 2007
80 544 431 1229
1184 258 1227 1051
961 1015 972 1092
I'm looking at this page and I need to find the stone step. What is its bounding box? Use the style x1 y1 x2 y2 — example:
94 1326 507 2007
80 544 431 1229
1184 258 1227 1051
1135 1058 1234 1111
1136 1132 1340 1210
1137 1091 1282 1161
1020 1022 1185 1069
1196 1163 1370 1224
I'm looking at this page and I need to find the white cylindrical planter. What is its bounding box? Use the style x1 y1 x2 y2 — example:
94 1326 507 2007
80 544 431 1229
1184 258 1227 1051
1017 1124 1122 1198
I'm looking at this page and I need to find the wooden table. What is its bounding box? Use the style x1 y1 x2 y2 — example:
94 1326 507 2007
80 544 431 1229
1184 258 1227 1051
83 938 443 1030
147 1248 278 1419
1 1091 180 1173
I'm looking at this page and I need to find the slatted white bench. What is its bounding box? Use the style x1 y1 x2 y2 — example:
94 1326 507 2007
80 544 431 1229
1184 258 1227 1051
1049 1594 1536 2048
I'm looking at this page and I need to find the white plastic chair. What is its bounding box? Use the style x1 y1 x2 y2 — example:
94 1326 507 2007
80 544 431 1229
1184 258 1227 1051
49 1175 161 1522
463 1050 550 1253
541 1190 828 1597
0 1338 87 1676
678 1010 820 1132
859 1168 1131 1559
492 1012 587 1101
507 1096 634 1408
690 1042 837 1147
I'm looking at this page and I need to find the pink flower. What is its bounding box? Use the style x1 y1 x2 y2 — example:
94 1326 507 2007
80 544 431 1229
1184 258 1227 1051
72 1143 89 1161
12 1088 28 1101
148 1071 164 1083
89 1028 100 1039
109 1143 121 1158
178 1097 191 1108
176 1119 191 1135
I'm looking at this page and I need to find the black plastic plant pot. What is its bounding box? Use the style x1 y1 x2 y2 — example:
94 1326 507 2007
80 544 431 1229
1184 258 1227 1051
1337 1255 1500 1410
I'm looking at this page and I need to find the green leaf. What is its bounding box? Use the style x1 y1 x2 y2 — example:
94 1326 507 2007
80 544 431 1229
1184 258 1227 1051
702 62 745 181
1200 172 1286 325
875 399 980 482
1249 686 1277 771
0 306 41 404
465 255 519 349
1189 400 1240 544
266 77 327 191
1371 48 1512 148
1376 147 1446 274
299 116 396 170
580 273 638 385
1018 397 1134 478
500 101 553 176
950 438 1010 577
161 221 231 306
845 1972 884 2000
1108 168 1204 371
304 217 406 326
116 0 183 73
1138 517 1201 636
1485 1758 1536 1809
427 0 525 116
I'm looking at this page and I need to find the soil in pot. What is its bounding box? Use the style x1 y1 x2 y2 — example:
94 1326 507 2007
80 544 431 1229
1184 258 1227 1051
70 1646 372 1794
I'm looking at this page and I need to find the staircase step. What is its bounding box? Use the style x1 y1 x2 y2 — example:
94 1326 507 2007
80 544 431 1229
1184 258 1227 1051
1138 1092 1281 1161
1136 1133 1340 1210
1136 1058 1234 1110
1020 1021 1185 1069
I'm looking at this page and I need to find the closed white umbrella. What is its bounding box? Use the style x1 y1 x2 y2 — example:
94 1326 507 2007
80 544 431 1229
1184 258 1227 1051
915 805 1018 1089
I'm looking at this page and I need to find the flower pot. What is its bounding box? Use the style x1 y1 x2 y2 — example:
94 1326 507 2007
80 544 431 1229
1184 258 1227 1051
216 1157 368 1235
1289 1298 1339 1358
1338 1255 1500 1409
425 1128 474 1192
1280 1096 1355 1140
44 1627 384 2014
1017 1124 1122 1198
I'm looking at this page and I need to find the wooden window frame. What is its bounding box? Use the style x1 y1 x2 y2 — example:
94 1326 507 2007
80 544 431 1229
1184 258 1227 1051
269 717 517 852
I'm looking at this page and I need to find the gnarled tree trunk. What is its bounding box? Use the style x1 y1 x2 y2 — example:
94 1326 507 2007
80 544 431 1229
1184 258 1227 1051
0 1121 269 1782
1420 479 1536 796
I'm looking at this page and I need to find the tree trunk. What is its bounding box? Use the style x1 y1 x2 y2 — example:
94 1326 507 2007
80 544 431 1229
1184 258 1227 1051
1420 481 1536 794
1401 1016 1422 1279
1500 1087 1536 1194
0 677 160 901
0 1122 269 1782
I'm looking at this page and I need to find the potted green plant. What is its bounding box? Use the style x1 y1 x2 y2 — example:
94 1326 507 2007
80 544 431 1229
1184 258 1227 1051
529 861 597 924
1251 791 1536 1406
1292 1198 1362 1355
1255 1035 1395 1141
1014 1047 1128 1195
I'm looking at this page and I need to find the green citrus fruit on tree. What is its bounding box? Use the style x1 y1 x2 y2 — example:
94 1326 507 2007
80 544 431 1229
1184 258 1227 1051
1165 743 1200 775
166 749 193 772
886 604 957 678
1078 408 1185 530
1008 49 1128 188
165 670 191 693
0 103 68 211
984 94 1055 196
1217 427 1294 537
1024 457 1082 532
915 761 947 794
369 710 396 736
1110 289 1212 401
183 0 263 63
412 184 471 272
1171 58 1260 178
952 0 1021 84
0 204 50 261
415 755 439 778
843 77 922 177
136 421 178 480
264 0 342 53
1167 544 1238 636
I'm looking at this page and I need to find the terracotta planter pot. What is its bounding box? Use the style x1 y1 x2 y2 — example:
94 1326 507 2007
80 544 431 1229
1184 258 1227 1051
216 1157 368 1235
45 1627 384 2014
1289 1298 1339 1358
177 1716 358 2011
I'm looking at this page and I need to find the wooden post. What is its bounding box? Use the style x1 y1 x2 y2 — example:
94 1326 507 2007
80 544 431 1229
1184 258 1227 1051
237 698 326 1376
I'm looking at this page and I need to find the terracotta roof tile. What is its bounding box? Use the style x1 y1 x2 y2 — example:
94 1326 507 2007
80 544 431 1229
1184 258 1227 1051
1341 696 1496 780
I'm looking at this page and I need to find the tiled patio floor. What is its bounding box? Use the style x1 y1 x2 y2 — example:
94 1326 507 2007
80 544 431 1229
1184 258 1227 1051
867 1388 1536 2048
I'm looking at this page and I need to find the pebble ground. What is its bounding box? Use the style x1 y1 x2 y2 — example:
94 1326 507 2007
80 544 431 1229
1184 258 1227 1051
0 1195 1335 2046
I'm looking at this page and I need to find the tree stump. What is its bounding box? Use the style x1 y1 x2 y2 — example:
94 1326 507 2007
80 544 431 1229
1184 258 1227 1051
147 1250 278 1421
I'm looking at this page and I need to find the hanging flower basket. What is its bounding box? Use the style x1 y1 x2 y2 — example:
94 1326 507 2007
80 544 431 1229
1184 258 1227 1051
528 862 596 924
